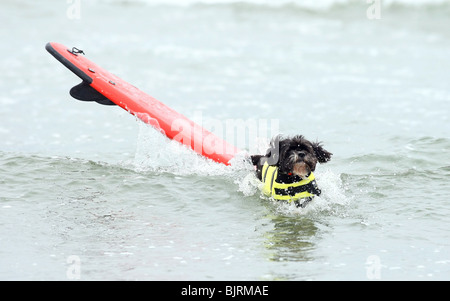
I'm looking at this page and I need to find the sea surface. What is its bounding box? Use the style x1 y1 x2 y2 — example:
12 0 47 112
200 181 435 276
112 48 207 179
1 0 449 281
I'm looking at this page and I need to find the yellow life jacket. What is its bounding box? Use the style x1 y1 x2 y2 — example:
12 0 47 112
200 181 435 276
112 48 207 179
261 162 321 203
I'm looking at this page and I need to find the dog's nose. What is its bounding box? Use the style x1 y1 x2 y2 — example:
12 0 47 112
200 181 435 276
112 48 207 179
297 151 306 158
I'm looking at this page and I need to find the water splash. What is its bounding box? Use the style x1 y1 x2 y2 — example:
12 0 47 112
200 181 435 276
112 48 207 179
132 121 252 178
236 172 263 197
264 169 351 216
131 122 350 214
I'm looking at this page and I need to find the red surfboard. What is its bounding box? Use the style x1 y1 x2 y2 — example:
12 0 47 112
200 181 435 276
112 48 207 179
46 42 240 165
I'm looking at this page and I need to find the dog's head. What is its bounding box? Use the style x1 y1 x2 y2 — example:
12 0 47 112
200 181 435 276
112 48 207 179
261 135 332 178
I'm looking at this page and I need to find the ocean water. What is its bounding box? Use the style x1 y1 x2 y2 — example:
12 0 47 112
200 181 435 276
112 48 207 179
1 0 449 281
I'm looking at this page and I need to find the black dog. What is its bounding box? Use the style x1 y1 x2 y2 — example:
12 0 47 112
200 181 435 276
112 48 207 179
250 135 332 208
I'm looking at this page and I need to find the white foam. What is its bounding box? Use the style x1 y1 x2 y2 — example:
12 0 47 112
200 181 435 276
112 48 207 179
236 172 262 197
132 121 252 177
264 169 351 216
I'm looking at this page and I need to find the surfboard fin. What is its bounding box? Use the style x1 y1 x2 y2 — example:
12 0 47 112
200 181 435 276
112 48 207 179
70 81 116 106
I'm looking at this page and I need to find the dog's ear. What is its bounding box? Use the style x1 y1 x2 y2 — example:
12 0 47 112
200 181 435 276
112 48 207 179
312 141 333 163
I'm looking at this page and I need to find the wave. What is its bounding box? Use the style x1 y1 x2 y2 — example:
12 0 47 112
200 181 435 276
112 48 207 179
343 136 450 171
99 0 450 11
336 136 450 204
